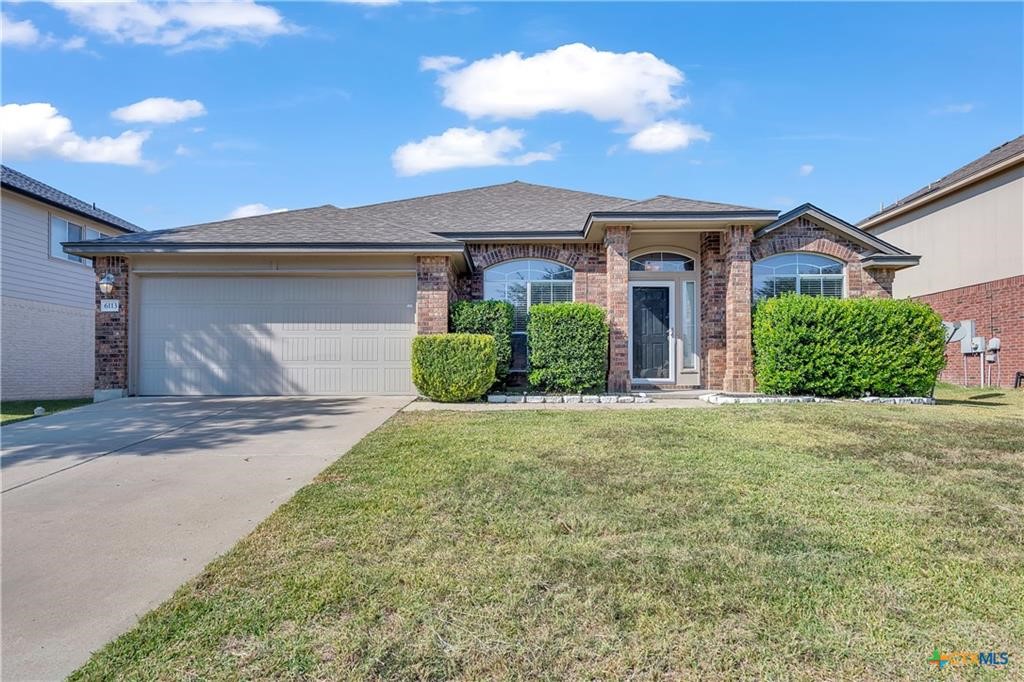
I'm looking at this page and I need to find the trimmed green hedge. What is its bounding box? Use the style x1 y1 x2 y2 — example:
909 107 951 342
527 302 608 393
411 334 496 402
752 294 947 397
450 300 514 384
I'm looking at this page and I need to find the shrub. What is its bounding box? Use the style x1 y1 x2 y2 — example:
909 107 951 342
527 302 609 393
411 334 496 402
752 294 947 397
450 300 514 384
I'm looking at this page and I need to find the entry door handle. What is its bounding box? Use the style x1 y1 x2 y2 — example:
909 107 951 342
667 327 675 341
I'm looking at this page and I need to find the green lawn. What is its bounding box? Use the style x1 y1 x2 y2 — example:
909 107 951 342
72 385 1023 680
0 398 91 425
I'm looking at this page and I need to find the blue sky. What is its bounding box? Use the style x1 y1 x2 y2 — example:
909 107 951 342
2 1 1021 230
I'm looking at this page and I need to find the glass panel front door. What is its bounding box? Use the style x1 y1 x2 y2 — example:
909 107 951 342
632 285 671 379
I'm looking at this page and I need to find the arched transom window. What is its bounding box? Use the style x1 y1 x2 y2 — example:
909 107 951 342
630 251 695 272
483 259 574 331
753 253 844 301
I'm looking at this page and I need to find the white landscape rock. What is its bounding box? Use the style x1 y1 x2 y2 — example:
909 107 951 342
525 395 545 403
563 395 582 404
487 394 506 403
860 396 935 405
543 395 563 403
582 395 600 403
599 395 617 404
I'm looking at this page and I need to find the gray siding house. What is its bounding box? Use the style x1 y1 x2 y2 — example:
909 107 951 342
1 166 143 400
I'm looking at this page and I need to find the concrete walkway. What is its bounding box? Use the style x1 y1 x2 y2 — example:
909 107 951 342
1 395 410 681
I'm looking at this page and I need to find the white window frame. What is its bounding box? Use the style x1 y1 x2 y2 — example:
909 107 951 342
629 251 696 273
482 258 575 374
50 214 102 267
752 252 846 302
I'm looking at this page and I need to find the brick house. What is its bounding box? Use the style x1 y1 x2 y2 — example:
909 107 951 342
63 182 917 400
860 135 1023 388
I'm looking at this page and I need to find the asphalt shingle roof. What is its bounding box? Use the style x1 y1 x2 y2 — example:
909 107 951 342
1 165 143 233
860 134 1024 224
66 181 776 250
98 205 457 246
346 181 635 234
607 194 767 213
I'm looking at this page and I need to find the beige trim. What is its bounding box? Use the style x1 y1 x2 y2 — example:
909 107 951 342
860 150 1024 229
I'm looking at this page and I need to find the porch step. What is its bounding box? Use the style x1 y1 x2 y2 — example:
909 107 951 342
632 388 713 400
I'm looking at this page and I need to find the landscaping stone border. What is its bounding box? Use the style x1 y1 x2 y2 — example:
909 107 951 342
486 392 653 404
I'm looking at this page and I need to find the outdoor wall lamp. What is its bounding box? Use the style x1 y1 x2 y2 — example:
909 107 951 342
98 272 116 296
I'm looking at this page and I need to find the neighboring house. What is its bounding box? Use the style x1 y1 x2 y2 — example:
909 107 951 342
860 135 1024 388
1 166 143 400
63 182 917 400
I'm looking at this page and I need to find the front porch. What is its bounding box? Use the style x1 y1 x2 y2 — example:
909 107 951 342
417 223 760 393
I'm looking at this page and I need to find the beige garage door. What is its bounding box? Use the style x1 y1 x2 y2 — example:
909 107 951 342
137 276 416 395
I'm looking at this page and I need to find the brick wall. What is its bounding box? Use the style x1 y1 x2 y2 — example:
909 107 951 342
915 275 1024 388
415 255 453 334
723 226 755 393
751 215 895 297
604 227 631 392
1 296 94 399
460 243 607 305
94 256 130 394
700 232 726 390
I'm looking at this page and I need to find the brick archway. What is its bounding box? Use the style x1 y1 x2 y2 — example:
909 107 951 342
461 243 606 304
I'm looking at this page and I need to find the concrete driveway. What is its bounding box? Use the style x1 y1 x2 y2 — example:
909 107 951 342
1 395 411 681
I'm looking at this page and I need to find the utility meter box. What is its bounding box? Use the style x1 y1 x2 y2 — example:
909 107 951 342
958 320 978 353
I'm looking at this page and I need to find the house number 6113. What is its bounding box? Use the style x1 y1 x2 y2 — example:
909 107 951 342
100 299 120 313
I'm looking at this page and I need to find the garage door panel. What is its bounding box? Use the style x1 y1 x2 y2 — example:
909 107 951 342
138 276 416 396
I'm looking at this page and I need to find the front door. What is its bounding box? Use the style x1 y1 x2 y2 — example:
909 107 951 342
631 283 673 381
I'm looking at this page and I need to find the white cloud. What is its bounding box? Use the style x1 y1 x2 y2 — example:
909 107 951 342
50 1 297 51
930 102 975 115
432 43 686 128
627 120 710 153
112 97 206 124
798 163 815 176
1 12 40 46
174 144 193 157
61 36 87 51
2 12 86 51
227 203 288 219
420 55 464 72
333 0 400 5
392 126 556 176
0 102 149 166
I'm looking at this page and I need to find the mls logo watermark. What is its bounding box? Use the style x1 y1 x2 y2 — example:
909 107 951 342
927 648 1010 670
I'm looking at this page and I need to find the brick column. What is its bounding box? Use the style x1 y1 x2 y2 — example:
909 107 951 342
700 232 726 390
94 256 130 401
416 255 453 334
604 226 631 392
723 225 755 393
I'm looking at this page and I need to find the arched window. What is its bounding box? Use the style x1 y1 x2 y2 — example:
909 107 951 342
753 253 844 302
483 259 574 331
630 251 695 272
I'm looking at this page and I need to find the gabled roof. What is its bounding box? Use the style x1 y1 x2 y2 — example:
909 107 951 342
609 194 766 213
860 134 1024 226
346 181 634 234
70 204 460 251
756 203 919 269
1 165 143 233
63 180 779 255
